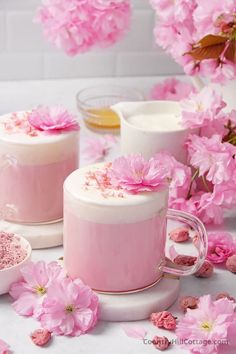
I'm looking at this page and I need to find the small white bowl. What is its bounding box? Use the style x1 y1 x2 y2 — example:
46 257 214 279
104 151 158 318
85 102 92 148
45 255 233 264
0 235 32 295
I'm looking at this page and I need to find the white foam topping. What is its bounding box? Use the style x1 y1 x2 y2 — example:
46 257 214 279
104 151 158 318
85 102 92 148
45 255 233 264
64 163 169 223
0 112 79 165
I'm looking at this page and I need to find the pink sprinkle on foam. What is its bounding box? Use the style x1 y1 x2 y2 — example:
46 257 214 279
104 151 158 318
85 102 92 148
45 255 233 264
3 112 39 137
83 164 125 199
0 232 27 270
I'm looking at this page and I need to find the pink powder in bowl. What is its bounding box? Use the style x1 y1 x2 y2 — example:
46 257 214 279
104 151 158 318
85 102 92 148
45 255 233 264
0 232 28 270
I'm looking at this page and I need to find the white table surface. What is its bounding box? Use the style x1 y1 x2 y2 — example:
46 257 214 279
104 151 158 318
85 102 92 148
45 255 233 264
0 77 236 354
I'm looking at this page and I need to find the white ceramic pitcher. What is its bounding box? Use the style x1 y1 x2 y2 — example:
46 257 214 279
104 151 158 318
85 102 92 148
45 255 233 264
112 101 192 163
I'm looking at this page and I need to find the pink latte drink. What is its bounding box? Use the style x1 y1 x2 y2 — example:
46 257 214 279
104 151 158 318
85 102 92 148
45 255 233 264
64 163 169 293
0 111 79 223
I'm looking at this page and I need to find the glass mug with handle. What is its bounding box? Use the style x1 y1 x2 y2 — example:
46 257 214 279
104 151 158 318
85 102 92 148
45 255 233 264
64 163 207 294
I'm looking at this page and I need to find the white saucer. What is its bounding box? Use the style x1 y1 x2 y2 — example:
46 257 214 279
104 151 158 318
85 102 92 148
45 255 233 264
0 219 63 249
97 274 180 321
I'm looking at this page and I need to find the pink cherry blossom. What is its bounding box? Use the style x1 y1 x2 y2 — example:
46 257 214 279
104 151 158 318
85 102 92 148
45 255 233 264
150 78 195 101
36 0 131 56
181 87 226 129
28 106 79 133
9 261 65 319
207 232 236 264
197 191 224 225
109 155 168 194
176 294 236 354
187 134 236 184
40 277 98 336
0 339 9 354
83 135 117 163
151 0 236 83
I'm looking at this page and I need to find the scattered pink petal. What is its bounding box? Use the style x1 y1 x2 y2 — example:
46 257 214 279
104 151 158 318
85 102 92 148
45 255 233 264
30 329 52 346
226 254 236 273
152 336 170 351
150 311 177 330
0 339 9 354
179 296 199 313
150 77 195 101
169 227 190 242
194 260 214 278
122 325 147 340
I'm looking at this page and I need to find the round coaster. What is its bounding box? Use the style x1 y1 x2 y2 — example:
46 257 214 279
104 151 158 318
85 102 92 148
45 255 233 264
97 275 180 322
0 219 63 249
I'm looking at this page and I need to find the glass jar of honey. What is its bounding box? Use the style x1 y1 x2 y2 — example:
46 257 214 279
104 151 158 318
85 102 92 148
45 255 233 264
76 85 144 133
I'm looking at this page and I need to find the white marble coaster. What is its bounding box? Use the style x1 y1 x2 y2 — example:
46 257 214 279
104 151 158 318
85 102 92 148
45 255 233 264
0 219 63 249
97 275 180 322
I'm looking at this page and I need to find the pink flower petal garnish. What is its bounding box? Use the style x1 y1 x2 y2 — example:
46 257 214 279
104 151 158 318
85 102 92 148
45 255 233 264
28 105 79 133
122 325 147 340
226 254 236 273
109 154 168 194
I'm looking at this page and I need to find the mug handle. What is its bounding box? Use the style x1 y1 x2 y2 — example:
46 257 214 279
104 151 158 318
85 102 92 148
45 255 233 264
160 209 208 276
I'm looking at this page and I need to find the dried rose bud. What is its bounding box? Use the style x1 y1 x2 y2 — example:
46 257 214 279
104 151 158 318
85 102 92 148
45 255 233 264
216 292 236 303
179 296 199 312
226 254 236 273
152 336 170 351
30 329 52 346
174 255 197 266
150 311 177 330
169 227 190 242
194 260 214 278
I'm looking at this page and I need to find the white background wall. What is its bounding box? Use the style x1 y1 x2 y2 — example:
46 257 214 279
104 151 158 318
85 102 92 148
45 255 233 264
0 0 183 80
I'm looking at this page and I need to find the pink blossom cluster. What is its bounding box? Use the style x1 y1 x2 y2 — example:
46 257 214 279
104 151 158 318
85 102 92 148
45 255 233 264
154 87 236 224
36 0 131 56
9 261 99 337
150 0 236 83
150 77 196 101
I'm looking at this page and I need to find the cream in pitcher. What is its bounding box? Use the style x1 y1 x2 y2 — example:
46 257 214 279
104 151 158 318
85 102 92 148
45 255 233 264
112 101 192 163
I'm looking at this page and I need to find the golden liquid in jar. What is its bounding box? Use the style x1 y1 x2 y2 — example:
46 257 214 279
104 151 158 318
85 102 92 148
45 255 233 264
85 107 120 130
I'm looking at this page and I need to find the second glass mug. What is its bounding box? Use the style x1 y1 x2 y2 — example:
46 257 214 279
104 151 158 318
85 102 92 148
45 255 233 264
64 182 208 294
